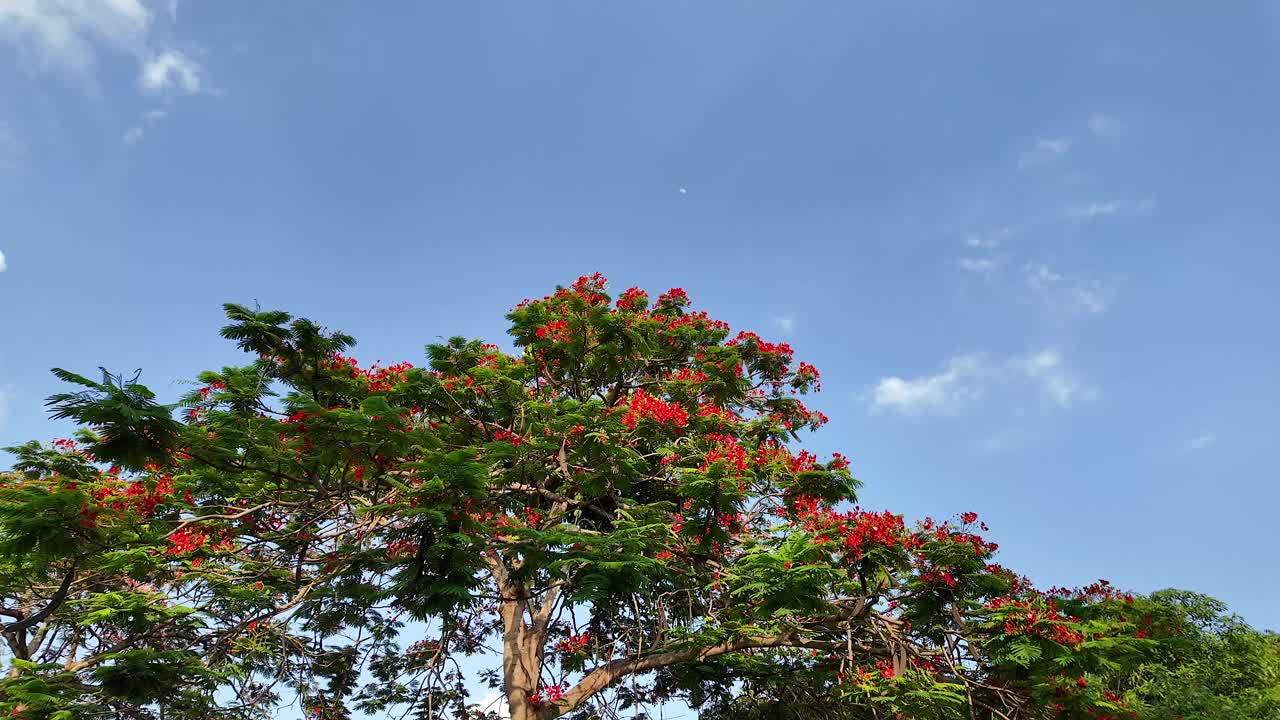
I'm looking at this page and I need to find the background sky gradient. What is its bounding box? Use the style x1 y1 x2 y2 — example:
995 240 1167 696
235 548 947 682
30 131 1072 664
1 0 1277 651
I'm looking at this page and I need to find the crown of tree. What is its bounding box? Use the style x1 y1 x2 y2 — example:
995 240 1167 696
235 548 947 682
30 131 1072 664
0 276 1230 719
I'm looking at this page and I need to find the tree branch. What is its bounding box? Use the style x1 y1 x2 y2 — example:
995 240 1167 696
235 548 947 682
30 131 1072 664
551 632 878 717
3 562 78 634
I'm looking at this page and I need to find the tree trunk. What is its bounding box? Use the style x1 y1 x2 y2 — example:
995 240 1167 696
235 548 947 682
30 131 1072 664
501 595 543 720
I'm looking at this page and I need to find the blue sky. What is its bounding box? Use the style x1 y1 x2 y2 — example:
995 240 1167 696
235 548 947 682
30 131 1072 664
1 0 1278 648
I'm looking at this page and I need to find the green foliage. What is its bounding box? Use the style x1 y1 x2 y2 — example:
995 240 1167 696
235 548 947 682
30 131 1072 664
45 368 181 471
1121 591 1280 719
0 276 1259 720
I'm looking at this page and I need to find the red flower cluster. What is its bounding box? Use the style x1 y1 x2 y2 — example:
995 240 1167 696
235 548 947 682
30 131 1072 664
656 287 690 307
167 527 209 556
790 496 917 562
726 331 796 364
528 683 567 709
321 355 415 392
795 362 821 390
920 569 959 588
197 380 227 398
697 402 740 425
569 273 610 305
661 310 731 334
386 539 420 558
667 368 709 384
535 319 571 342
493 429 523 446
986 596 1085 645
790 449 817 474
700 434 750 474
554 631 591 654
620 390 689 430
83 471 178 526
615 287 648 310
791 400 830 427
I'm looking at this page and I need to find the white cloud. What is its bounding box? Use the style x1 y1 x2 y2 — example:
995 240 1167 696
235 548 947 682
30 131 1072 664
1067 202 1122 221
0 1 206 98
0 121 22 175
1037 137 1071 155
869 349 1094 416
870 354 988 415
1018 137 1071 169
470 692 511 719
1022 262 1114 315
1088 113 1125 137
957 255 1007 281
0 248 7 272
139 49 200 93
0 0 150 74
770 314 795 335
122 106 167 145
1022 261 1062 289
1017 349 1096 408
1187 431 1216 451
964 225 1019 249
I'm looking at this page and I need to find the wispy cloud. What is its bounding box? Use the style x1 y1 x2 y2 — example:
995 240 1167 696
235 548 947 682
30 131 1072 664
0 121 23 175
140 49 201 93
0 0 151 75
1066 196 1155 222
1017 349 1095 408
1067 202 1122 221
1022 262 1114 315
1087 113 1125 137
964 225 1019 249
123 107 168 145
1018 137 1072 169
0 0 209 147
770 314 795 335
957 255 1008 281
1187 431 1216 451
870 354 988 416
869 349 1095 416
0 248 7 272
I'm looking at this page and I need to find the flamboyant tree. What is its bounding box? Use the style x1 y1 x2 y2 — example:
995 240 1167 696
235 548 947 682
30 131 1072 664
1 275 1188 719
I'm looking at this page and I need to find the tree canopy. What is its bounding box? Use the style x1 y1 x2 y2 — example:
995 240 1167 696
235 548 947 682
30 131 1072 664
0 275 1271 720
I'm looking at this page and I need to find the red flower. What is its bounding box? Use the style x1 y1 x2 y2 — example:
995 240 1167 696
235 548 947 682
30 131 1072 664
616 287 649 310
656 287 690 307
620 390 689 430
